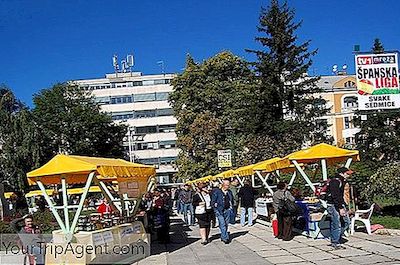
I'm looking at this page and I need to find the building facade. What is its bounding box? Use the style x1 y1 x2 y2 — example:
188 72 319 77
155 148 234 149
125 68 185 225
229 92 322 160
317 74 360 148
74 72 178 184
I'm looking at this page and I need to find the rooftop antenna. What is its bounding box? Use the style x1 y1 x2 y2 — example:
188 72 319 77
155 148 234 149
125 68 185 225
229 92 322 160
342 64 348 74
127 54 134 75
157 60 165 75
121 59 127 73
112 54 119 77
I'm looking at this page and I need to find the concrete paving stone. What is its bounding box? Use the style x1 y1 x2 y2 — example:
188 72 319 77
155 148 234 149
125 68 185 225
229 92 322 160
335 247 371 258
244 244 274 252
265 255 306 264
354 241 398 254
274 241 308 249
380 251 400 261
293 263 316 265
313 258 357 265
347 254 393 264
288 246 321 255
298 251 339 261
257 249 292 258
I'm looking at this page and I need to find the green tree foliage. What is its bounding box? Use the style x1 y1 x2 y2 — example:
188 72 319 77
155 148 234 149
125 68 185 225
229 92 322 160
169 52 256 179
372 38 385 53
0 86 40 190
245 0 329 160
32 83 127 164
364 162 400 201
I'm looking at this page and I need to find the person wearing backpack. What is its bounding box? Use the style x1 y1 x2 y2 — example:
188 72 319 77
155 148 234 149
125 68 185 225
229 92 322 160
273 181 296 241
326 167 353 250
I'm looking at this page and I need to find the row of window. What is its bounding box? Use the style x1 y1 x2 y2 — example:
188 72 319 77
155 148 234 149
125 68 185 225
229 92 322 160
95 92 169 105
131 124 176 134
135 140 177 150
136 156 177 166
111 108 174 121
82 79 172 90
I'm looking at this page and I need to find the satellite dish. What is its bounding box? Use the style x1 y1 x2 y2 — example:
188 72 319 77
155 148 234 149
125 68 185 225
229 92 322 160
332 64 338 72
342 64 348 70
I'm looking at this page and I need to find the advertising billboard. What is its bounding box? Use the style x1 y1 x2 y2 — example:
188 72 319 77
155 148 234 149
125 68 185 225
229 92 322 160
355 53 400 110
217 149 232 168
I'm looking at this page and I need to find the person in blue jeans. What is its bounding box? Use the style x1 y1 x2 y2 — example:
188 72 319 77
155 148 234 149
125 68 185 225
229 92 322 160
326 167 353 250
238 180 257 226
180 184 195 225
211 179 234 244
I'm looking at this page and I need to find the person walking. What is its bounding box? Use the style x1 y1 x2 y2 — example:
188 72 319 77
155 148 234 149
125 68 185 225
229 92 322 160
211 179 234 244
238 180 257 226
272 181 295 241
180 184 195 225
229 179 240 223
327 167 353 249
193 183 213 245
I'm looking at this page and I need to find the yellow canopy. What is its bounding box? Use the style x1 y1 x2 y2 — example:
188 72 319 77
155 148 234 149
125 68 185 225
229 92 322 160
234 164 255 177
27 154 156 186
253 157 283 172
213 169 235 180
275 143 359 167
26 189 54 198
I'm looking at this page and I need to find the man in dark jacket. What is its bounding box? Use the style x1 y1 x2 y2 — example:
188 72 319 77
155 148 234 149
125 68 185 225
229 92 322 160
211 179 234 244
327 167 353 249
238 180 257 226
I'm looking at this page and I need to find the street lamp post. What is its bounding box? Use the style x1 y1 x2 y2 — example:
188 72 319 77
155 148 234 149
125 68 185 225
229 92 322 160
127 127 135 163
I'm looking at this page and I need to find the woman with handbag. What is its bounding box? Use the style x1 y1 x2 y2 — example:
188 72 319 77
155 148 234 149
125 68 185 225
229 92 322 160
192 182 213 245
272 181 296 241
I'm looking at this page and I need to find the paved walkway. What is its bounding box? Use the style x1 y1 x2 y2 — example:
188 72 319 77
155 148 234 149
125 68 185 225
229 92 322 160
136 215 400 265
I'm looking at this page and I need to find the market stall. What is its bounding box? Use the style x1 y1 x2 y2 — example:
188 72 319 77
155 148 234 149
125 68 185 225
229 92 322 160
26 154 156 264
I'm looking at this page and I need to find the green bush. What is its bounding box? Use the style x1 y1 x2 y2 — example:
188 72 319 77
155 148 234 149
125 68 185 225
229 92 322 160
363 162 400 201
0 220 13 234
372 216 400 229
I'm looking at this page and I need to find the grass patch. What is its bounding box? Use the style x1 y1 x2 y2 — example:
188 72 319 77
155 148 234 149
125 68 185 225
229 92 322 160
371 215 400 229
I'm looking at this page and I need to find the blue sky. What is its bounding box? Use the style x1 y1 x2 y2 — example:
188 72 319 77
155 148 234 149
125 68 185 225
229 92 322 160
0 0 399 106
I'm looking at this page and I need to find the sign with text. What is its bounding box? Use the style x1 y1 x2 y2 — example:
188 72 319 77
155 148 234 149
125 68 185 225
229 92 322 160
355 53 400 110
217 149 232 168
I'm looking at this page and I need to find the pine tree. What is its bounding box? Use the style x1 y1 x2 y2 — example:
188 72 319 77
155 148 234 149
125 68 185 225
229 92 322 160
245 0 329 160
372 38 384 53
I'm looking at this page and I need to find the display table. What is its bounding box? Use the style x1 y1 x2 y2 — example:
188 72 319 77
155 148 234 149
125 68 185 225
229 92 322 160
294 200 330 239
46 222 150 265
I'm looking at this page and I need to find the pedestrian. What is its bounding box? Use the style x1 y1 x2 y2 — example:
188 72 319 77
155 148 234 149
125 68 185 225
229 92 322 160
180 184 195 225
229 179 240 223
210 182 220 228
238 180 257 226
11 214 45 265
327 167 353 249
272 181 295 241
211 179 234 244
193 182 213 245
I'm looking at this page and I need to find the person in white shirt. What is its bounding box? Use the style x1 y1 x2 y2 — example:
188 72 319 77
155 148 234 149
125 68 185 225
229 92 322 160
192 182 212 245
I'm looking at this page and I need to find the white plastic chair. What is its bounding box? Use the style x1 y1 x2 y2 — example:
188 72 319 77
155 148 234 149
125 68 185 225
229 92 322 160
350 203 375 235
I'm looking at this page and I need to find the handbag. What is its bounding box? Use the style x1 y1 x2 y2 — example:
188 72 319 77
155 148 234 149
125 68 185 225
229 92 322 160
195 193 206 215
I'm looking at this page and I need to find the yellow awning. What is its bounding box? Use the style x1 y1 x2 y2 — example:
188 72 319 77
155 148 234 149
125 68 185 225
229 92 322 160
26 189 54 198
27 154 156 186
213 169 235 180
276 143 359 167
234 164 255 177
252 157 283 172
